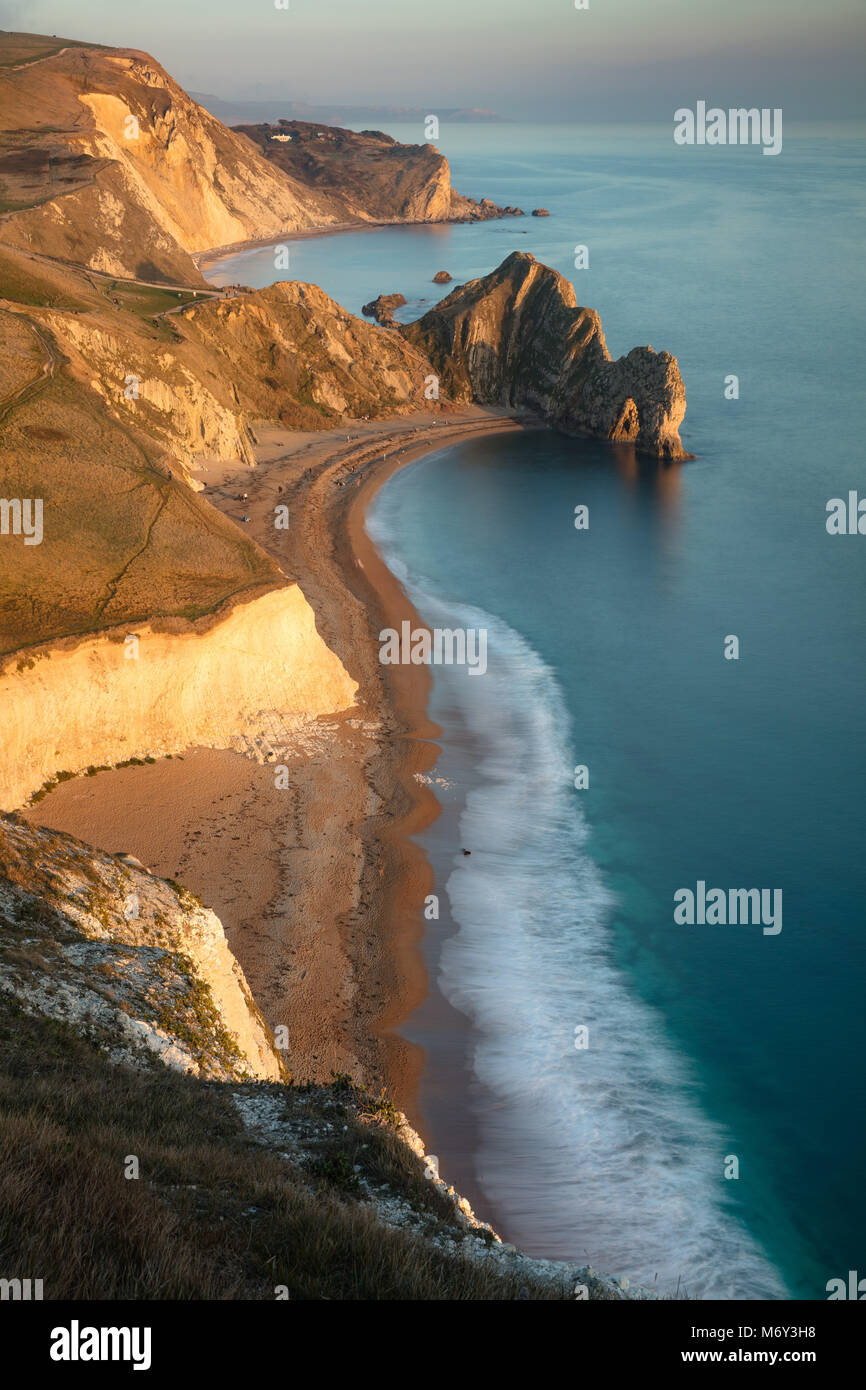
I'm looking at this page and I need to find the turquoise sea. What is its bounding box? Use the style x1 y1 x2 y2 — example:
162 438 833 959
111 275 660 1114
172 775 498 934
208 122 866 1299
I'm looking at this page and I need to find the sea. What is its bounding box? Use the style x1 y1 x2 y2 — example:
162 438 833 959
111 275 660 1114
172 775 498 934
206 121 866 1299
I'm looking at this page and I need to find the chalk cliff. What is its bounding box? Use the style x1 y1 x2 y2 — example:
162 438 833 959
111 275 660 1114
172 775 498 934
403 252 689 459
0 40 340 284
0 585 357 811
0 813 284 1080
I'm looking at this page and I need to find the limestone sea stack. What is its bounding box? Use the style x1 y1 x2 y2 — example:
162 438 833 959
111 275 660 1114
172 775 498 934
402 252 689 459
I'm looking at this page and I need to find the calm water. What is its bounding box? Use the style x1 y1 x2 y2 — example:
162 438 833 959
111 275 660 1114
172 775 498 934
209 123 866 1298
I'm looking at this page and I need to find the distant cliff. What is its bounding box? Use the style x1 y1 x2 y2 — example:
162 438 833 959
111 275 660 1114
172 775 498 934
403 252 689 459
192 93 505 126
0 35 514 285
237 122 522 226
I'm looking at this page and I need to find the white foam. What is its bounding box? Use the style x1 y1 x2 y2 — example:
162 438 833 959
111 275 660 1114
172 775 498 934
368 495 789 1300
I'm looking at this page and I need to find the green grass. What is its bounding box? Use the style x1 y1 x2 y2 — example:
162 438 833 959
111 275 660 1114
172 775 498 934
100 282 205 319
0 247 210 314
0 249 90 309
0 366 284 657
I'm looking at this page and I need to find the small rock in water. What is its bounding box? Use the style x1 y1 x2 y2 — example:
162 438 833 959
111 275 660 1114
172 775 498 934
361 292 407 327
433 270 453 284
462 849 471 856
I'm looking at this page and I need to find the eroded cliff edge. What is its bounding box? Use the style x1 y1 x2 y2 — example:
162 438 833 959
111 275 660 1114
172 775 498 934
235 121 522 227
0 814 284 1080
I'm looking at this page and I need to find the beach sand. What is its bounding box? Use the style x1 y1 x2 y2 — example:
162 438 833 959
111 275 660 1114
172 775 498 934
26 403 527 1126
192 221 391 276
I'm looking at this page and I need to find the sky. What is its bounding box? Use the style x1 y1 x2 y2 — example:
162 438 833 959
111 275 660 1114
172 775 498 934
2 0 865 120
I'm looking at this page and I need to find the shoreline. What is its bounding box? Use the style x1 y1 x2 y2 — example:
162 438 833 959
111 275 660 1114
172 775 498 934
243 404 529 1122
193 221 390 273
194 211 516 275
29 405 529 1134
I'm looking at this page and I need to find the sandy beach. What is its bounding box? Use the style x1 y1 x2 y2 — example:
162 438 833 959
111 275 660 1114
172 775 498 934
192 222 388 275
27 402 527 1125
192 213 504 277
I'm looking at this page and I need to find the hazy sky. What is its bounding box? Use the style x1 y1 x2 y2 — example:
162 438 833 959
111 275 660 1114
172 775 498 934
3 0 865 119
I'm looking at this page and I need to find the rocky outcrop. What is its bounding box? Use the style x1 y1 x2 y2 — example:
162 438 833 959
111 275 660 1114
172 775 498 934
0 585 357 810
183 279 435 421
0 814 284 1080
362 293 407 327
432 270 453 284
531 208 551 217
402 252 688 459
453 196 524 223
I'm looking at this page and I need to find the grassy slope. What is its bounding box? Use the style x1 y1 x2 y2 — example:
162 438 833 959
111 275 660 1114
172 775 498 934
0 246 283 655
0 241 435 656
0 359 282 656
0 32 106 69
0 814 565 1301
0 995 561 1300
